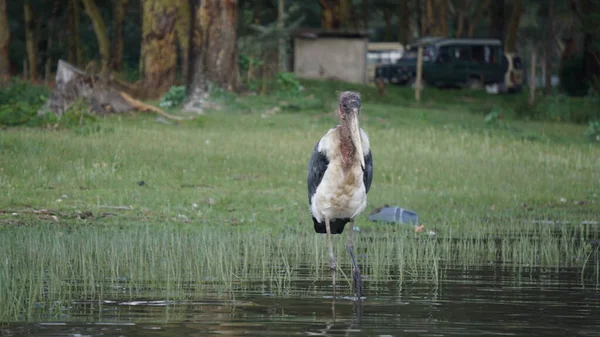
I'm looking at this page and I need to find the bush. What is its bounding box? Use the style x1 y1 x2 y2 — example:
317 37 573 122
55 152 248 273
584 120 600 143
159 85 186 108
515 93 599 124
0 80 51 127
0 80 102 130
275 72 302 95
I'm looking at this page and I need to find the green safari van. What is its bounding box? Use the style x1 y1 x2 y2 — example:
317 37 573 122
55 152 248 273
374 37 523 92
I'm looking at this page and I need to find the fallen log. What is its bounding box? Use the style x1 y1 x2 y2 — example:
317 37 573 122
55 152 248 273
39 60 188 121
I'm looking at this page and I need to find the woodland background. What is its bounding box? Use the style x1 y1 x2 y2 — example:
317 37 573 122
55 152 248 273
0 0 598 103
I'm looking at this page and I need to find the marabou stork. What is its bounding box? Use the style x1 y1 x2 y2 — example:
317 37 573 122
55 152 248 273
307 91 373 298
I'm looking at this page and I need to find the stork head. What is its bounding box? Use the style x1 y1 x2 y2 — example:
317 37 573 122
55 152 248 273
338 91 365 169
338 91 361 119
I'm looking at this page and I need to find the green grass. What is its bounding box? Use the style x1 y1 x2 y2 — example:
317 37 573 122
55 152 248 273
1 79 599 321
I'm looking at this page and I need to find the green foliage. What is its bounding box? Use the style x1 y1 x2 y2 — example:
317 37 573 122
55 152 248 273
0 80 52 127
560 55 589 97
275 72 302 95
56 98 97 127
159 85 186 108
0 80 105 132
515 93 600 124
584 120 600 143
484 107 502 125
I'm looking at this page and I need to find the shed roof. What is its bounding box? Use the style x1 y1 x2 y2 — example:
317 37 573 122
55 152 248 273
292 29 368 39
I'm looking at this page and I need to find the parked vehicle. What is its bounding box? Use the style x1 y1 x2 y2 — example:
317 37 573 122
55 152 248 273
374 37 523 93
366 42 404 83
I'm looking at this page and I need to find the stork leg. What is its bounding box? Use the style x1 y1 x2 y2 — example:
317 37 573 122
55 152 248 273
346 220 363 298
325 217 336 297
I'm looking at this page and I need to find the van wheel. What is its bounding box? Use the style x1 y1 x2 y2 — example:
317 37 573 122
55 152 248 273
408 77 427 90
467 77 483 90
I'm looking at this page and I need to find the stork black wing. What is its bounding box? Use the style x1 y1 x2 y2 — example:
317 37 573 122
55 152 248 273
307 141 329 205
363 150 373 194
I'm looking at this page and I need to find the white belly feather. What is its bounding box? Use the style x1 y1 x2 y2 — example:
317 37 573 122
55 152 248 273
310 127 370 223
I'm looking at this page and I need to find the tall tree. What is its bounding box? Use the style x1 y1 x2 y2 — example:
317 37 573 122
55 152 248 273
436 0 448 36
581 0 600 90
383 10 393 40
112 0 129 71
320 0 341 29
416 0 423 36
82 0 111 74
455 0 467 37
175 0 191 76
0 0 9 82
185 0 242 111
278 0 286 72
44 0 60 83
67 0 83 67
361 0 368 30
544 0 555 95
24 0 38 80
504 0 523 53
468 0 489 37
140 0 178 98
489 0 505 41
398 0 411 44
424 0 434 35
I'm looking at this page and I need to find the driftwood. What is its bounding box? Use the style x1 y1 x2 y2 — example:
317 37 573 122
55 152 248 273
40 60 187 121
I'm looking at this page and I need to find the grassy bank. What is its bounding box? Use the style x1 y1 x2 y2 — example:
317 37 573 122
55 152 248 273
1 79 599 321
2 80 598 229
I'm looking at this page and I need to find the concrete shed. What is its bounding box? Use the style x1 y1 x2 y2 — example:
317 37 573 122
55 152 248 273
293 30 369 85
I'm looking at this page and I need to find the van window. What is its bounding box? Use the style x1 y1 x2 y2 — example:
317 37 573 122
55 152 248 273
437 46 451 63
402 45 435 61
470 45 501 64
454 46 471 61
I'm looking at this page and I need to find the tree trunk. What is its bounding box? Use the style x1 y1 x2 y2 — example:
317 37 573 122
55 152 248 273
529 50 536 106
489 0 504 42
436 0 448 36
348 0 358 30
544 0 554 95
455 0 467 38
339 0 349 29
0 0 9 82
361 0 368 30
424 0 434 35
320 0 341 29
278 0 286 72
175 0 191 77
252 0 261 24
140 0 178 99
67 0 83 67
581 0 600 90
398 0 411 45
24 0 38 80
45 0 61 85
112 0 129 71
384 11 392 41
468 0 489 37
504 0 522 53
81 0 111 74
416 0 423 36
185 0 243 112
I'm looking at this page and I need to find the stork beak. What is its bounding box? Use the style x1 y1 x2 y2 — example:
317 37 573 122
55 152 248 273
349 109 365 169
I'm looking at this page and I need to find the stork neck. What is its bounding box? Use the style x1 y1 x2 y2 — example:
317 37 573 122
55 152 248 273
339 124 356 171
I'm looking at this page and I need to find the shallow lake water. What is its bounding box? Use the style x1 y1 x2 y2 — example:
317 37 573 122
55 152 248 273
2 265 599 337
